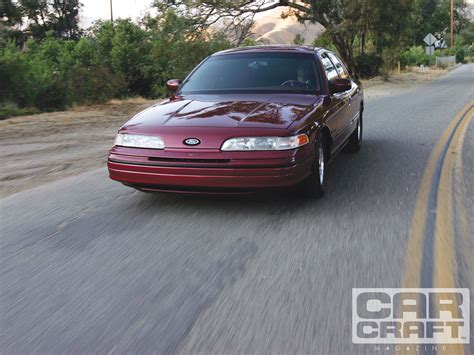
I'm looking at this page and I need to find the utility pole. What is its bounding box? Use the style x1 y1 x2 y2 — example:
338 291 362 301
110 0 114 22
450 0 454 47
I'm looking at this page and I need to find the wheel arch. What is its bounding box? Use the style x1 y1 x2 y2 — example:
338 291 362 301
319 125 332 162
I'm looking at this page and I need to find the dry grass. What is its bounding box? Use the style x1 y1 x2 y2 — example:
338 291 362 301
362 67 449 100
0 98 161 197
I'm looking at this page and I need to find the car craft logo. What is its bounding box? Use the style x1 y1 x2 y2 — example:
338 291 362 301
184 138 201 146
352 288 470 344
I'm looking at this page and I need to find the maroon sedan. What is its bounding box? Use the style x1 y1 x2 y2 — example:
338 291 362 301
108 46 363 198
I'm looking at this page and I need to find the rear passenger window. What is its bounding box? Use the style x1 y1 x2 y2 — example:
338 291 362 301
327 53 349 78
321 53 339 81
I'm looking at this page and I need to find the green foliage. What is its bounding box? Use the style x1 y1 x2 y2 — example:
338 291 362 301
312 32 337 52
0 107 40 120
0 0 22 25
459 27 474 45
1 0 473 117
412 0 470 44
144 11 231 97
240 38 258 47
401 46 434 66
0 0 25 46
1 0 83 44
91 19 153 96
48 0 82 39
293 34 305 46
0 33 128 110
0 44 25 103
354 53 384 77
455 47 465 63
0 12 232 114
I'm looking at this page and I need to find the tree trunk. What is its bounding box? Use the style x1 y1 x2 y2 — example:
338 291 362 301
361 30 366 55
331 34 359 79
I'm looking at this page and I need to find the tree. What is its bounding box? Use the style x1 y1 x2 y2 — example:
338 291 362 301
293 33 305 45
90 19 152 96
448 0 470 35
412 0 469 44
295 0 370 75
144 9 231 96
153 0 413 77
151 0 257 45
0 0 26 46
19 0 82 41
413 0 438 42
224 18 255 46
366 0 413 61
1 0 22 26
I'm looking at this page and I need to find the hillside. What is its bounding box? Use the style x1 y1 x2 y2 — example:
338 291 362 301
252 7 324 44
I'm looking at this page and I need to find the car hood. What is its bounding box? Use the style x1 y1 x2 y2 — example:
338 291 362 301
120 94 323 149
124 94 322 130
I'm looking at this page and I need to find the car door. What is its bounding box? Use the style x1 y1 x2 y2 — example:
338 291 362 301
327 52 360 142
320 52 352 153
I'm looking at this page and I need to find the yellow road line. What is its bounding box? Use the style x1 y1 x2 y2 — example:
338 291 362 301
400 102 473 354
452 114 474 266
434 107 473 289
433 107 473 353
401 102 473 289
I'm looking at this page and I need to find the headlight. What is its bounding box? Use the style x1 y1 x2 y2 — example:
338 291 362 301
221 134 309 151
114 133 165 149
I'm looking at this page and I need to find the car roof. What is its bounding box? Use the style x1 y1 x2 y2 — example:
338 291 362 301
213 45 326 56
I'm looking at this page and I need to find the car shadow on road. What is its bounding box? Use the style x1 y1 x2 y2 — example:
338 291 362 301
38 136 420 252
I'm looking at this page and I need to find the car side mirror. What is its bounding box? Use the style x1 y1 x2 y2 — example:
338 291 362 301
330 78 352 94
166 79 181 92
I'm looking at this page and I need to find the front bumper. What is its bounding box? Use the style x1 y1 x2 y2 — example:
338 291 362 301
107 146 314 193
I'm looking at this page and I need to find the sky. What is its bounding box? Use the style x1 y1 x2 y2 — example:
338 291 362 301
80 0 154 27
79 0 282 27
80 0 474 28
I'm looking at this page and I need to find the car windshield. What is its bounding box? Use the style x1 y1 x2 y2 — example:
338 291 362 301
179 52 321 95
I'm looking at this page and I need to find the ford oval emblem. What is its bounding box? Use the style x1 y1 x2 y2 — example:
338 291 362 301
184 138 201 146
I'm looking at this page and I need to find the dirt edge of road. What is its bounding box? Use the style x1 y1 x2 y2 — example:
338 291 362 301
0 67 451 198
361 66 450 100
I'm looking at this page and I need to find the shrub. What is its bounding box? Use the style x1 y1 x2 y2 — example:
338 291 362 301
455 48 465 64
33 80 69 111
0 15 232 115
67 65 127 104
354 53 384 78
401 46 433 67
0 42 31 104
0 107 41 120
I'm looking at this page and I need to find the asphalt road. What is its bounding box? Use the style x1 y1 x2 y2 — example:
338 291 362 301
1 64 473 354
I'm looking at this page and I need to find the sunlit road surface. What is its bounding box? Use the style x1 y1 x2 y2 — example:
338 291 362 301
1 65 473 354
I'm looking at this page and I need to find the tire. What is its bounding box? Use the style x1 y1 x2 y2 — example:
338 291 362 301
301 136 326 199
346 109 363 153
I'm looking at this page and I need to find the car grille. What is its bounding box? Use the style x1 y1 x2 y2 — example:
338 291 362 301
147 157 231 165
